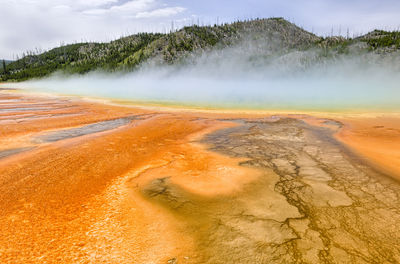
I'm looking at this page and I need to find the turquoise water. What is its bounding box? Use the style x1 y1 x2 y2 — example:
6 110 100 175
4 70 400 112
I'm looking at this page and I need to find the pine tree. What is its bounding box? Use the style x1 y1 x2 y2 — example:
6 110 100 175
2 60 6 74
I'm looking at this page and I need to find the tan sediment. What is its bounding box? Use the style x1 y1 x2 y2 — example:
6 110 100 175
133 121 261 198
191 116 400 263
282 112 400 181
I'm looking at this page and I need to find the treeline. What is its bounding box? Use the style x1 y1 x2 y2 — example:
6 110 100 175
0 59 12 72
1 18 399 82
363 30 400 50
1 33 163 81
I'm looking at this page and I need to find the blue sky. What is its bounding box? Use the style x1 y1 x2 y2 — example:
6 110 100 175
1 0 400 59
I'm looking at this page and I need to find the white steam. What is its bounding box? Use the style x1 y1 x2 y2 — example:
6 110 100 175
6 41 400 111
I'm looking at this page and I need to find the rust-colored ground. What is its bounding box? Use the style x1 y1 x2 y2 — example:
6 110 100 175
0 92 258 263
335 114 400 180
0 91 399 263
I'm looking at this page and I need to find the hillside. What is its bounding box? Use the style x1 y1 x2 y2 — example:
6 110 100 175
0 60 13 70
1 17 400 81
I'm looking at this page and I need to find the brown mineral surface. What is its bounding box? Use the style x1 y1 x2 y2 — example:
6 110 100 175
0 91 399 263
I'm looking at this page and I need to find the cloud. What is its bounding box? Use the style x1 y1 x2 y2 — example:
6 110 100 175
83 0 156 15
75 0 119 8
2 0 400 59
0 0 188 59
136 7 186 18
286 0 400 36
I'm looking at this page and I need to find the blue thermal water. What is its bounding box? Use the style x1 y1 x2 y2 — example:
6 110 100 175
4 72 400 111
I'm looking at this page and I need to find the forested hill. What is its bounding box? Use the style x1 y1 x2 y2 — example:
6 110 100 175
0 60 13 70
1 17 400 81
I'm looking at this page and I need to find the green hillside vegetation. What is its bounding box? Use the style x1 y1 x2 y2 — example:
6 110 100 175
1 17 399 82
359 30 400 50
0 60 13 71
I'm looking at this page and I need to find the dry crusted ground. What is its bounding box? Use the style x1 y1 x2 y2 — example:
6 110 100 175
198 118 400 263
0 91 399 263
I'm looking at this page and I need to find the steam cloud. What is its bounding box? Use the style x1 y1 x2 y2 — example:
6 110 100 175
6 40 400 111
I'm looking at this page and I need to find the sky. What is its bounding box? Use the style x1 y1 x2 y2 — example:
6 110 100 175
1 0 400 60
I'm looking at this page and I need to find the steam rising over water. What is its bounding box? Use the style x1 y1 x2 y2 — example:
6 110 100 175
5 50 400 111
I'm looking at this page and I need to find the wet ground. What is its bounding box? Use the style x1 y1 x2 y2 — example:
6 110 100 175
34 115 142 143
0 147 35 159
0 91 400 263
